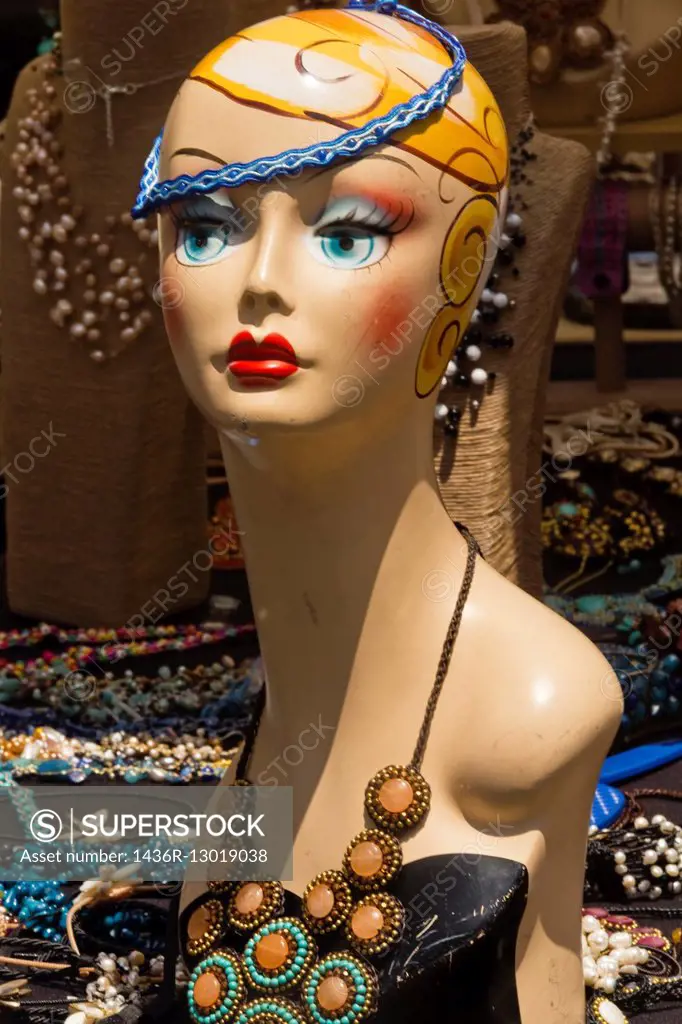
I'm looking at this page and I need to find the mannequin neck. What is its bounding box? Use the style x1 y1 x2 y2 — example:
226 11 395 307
220 408 466 737
60 0 227 83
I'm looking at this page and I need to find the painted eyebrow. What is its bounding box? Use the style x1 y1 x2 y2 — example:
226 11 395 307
171 147 226 164
308 152 422 181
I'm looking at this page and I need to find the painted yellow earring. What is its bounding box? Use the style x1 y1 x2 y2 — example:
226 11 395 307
415 194 500 398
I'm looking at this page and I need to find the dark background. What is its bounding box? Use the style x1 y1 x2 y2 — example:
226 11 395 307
0 2 58 118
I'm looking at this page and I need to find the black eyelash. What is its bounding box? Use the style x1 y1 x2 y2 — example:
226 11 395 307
170 195 240 229
319 200 415 235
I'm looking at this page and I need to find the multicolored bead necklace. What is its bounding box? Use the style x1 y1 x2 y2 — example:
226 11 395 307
0 620 243 652
183 530 478 1024
0 622 255 680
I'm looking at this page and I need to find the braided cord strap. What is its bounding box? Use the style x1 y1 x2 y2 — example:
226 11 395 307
131 1 466 218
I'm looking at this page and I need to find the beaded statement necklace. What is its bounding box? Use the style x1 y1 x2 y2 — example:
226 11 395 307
182 529 478 1024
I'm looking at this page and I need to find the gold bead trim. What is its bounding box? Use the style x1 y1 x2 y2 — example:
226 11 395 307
208 881 235 895
590 996 630 1024
301 870 353 935
346 892 404 956
364 765 431 833
227 881 286 933
342 828 402 891
187 899 225 957
236 997 306 1024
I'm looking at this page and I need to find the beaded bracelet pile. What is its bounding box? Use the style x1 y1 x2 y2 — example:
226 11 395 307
589 808 682 903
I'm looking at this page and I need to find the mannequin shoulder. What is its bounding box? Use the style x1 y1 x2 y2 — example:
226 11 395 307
470 559 622 751
445 560 621 817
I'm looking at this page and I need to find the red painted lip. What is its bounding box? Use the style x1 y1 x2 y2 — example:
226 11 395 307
227 331 299 380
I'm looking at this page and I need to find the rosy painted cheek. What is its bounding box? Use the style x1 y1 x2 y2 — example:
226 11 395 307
366 288 426 350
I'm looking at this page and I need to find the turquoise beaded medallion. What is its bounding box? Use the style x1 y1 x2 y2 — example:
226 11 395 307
243 919 316 993
183 764 431 1024
188 950 246 1021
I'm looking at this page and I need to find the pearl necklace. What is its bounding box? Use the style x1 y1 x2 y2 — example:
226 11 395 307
651 175 682 302
581 909 652 995
596 31 630 171
9 45 162 362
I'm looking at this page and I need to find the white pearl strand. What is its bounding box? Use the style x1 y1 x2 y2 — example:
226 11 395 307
596 31 630 170
610 813 682 900
581 914 650 995
10 53 158 362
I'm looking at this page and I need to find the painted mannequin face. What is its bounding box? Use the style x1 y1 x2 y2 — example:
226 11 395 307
155 9 508 438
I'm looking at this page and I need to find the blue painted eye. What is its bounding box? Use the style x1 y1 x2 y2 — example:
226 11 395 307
177 224 234 267
311 228 389 269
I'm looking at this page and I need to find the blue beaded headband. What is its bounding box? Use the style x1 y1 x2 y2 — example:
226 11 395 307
131 0 467 219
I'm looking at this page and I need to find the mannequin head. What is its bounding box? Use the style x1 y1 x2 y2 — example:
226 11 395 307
143 4 508 442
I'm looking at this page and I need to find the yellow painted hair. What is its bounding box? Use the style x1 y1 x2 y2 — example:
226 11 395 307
190 8 508 197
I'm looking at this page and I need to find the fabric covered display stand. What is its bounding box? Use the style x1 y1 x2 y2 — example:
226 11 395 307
0 0 284 626
433 20 594 598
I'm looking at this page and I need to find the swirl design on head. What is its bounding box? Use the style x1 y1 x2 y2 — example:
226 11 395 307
131 1 468 218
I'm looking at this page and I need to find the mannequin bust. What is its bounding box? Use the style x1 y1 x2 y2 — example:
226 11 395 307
137 4 621 1022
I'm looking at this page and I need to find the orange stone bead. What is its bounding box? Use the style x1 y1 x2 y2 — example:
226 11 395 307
306 884 335 919
187 905 212 941
255 933 290 970
378 777 414 814
317 976 349 1012
193 970 221 1008
351 904 384 940
235 882 264 915
349 841 383 878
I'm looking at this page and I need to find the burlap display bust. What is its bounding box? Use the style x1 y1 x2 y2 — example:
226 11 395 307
0 0 292 627
434 21 594 598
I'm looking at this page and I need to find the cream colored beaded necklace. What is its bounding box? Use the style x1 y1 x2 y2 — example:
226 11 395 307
9 35 182 362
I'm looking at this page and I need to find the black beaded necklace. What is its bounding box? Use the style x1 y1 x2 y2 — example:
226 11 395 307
435 118 535 437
